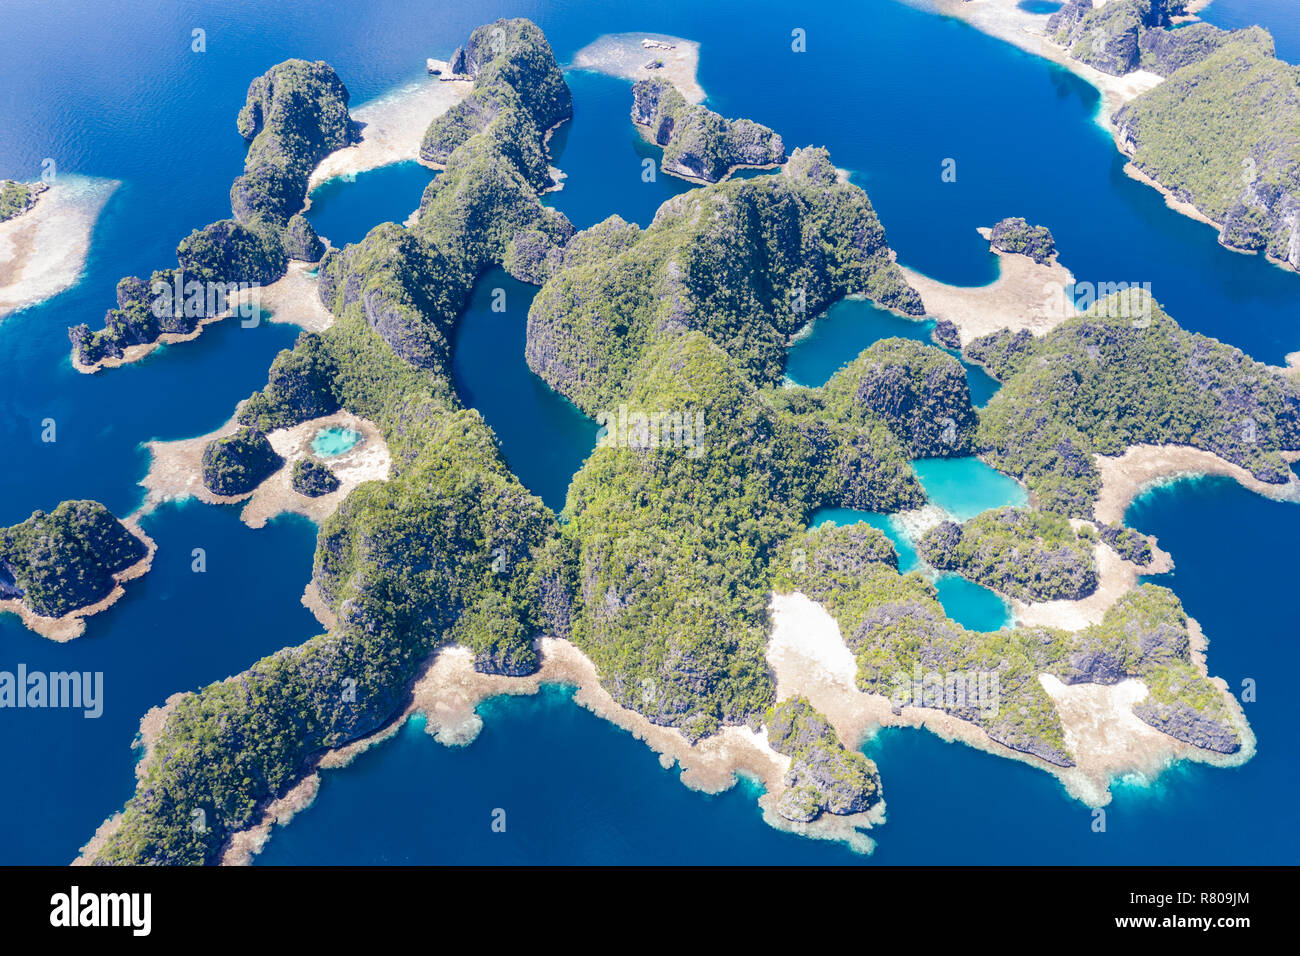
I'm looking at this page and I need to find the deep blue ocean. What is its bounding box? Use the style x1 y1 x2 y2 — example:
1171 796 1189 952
0 0 1297 864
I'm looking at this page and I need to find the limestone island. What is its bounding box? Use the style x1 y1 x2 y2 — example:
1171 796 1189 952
0 501 153 641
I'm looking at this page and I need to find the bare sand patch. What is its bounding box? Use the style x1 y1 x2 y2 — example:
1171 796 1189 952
570 32 705 104
899 227 1076 346
139 410 390 529
1012 534 1173 631
308 67 473 190
0 518 155 642
0 176 118 318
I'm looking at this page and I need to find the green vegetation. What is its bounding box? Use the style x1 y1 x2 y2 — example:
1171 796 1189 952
237 332 340 432
558 330 928 741
969 292 1300 517
92 21 572 864
200 428 284 496
232 59 357 226
414 20 574 285
917 507 1098 602
1048 0 1183 76
1113 32 1300 268
821 337 978 457
526 146 923 415
176 218 286 286
1098 522 1153 565
766 696 881 821
0 179 44 222
283 213 325 262
0 501 147 618
989 217 1056 265
291 458 340 497
631 78 785 183
773 523 1241 765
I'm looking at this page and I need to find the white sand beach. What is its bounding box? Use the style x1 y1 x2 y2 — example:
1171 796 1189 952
1094 443 1300 526
308 66 473 189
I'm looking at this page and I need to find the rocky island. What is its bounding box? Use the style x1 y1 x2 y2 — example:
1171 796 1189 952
631 78 785 183
0 500 152 640
69 59 354 369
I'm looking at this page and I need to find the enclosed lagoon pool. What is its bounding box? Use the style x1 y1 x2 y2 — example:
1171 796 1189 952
311 426 363 458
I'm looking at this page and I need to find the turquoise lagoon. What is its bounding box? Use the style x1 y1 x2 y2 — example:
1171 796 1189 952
310 426 363 458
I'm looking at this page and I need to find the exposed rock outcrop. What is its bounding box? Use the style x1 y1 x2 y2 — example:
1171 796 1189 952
631 78 784 183
989 217 1056 265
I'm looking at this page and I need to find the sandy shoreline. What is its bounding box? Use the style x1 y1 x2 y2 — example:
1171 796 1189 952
1011 533 1172 630
1093 443 1300 526
0 518 155 642
217 633 887 865
0 176 119 319
308 65 473 190
899 227 1076 346
570 32 705 104
139 409 390 529
767 590 1253 808
928 0 1163 132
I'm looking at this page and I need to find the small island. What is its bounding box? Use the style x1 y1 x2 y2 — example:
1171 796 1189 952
631 78 785 184
0 501 153 641
988 216 1057 264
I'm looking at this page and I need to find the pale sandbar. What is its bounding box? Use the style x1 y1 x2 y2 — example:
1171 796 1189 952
570 32 705 104
0 176 119 319
899 227 1077 347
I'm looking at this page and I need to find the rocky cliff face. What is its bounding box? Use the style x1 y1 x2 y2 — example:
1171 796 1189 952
766 696 882 822
291 458 340 497
71 59 356 368
421 17 571 189
1113 32 1300 271
232 59 357 227
631 78 784 183
823 337 979 458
